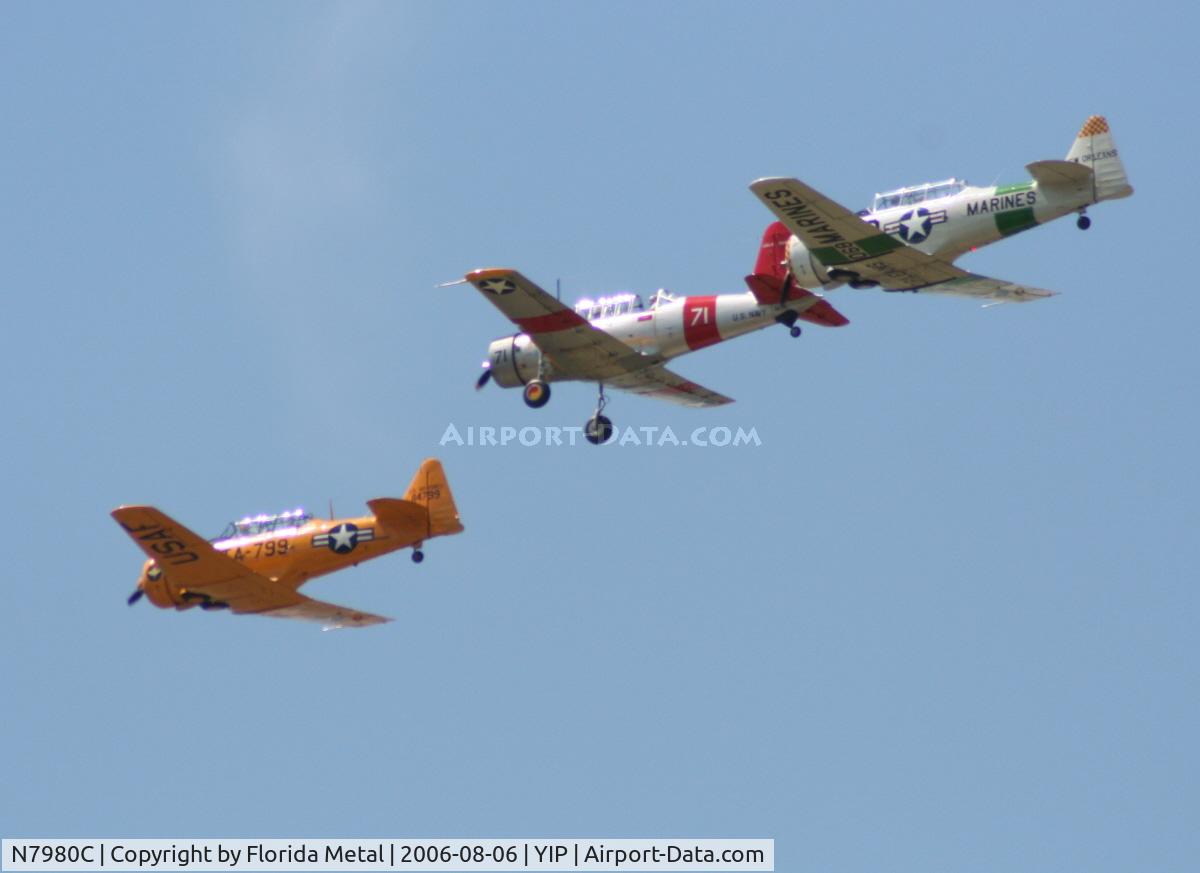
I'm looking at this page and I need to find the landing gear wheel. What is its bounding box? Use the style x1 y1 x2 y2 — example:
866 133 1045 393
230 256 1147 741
1077 215 1091 230
411 549 424 564
522 380 551 408
585 414 614 445
200 600 229 611
790 325 802 338
180 590 208 604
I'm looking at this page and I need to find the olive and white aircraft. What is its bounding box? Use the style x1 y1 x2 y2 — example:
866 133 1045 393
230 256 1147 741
458 115 1131 444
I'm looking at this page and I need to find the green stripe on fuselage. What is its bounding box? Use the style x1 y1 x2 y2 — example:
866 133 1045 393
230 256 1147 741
995 206 1037 237
994 181 1034 196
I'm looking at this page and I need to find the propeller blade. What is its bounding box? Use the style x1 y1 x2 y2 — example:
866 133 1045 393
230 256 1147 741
475 369 492 391
127 588 145 606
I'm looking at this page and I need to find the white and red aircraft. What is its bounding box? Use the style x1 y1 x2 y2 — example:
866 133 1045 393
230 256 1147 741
460 116 1132 444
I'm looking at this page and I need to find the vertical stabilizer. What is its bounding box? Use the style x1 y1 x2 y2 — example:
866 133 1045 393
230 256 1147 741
754 221 791 280
1065 115 1133 202
404 458 464 537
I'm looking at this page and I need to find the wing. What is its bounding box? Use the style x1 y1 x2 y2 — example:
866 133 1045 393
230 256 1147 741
111 506 390 628
915 274 1057 303
253 596 391 629
465 268 661 380
749 177 1055 302
607 364 734 408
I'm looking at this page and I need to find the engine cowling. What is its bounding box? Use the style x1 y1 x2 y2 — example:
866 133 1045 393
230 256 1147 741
484 333 542 388
138 560 187 609
785 237 835 289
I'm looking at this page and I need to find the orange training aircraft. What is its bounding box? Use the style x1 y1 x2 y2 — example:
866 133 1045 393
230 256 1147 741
113 458 463 629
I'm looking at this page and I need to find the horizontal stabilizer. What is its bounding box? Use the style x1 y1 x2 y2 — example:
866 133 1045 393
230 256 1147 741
367 498 430 540
1027 159 1093 188
744 274 849 327
797 301 851 328
1027 159 1094 204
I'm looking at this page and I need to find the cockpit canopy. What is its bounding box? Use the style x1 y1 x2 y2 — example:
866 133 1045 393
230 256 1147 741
572 290 682 320
573 292 644 321
872 178 967 212
213 508 312 543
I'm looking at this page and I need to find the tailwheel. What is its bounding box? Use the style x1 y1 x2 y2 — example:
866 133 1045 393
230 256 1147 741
411 548 424 564
1077 213 1091 230
585 414 614 445
522 379 551 408
776 311 801 338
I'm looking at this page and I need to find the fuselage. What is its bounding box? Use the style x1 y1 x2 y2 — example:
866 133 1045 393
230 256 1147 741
484 175 1087 388
484 291 786 388
853 178 1081 262
137 513 405 611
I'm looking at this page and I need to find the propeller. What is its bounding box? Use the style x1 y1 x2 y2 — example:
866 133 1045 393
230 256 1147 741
127 588 145 606
475 368 492 391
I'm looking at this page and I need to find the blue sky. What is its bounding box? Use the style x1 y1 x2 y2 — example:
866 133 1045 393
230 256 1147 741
2 2 1196 870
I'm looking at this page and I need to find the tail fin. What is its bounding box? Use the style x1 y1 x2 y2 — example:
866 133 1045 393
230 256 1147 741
754 221 790 280
403 458 464 537
1065 115 1133 202
745 221 849 326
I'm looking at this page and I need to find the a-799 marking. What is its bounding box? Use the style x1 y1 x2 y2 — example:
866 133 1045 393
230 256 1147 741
226 539 291 561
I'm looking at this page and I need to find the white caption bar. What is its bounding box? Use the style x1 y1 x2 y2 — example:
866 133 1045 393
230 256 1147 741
3 840 773 872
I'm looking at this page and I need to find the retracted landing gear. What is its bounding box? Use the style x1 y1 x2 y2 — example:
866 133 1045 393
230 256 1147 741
1077 208 1091 230
776 311 802 338
828 268 879 290
584 383 615 445
522 380 550 408
522 352 551 408
181 589 229 611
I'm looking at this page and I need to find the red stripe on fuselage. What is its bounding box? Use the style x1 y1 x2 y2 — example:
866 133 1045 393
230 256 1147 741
514 310 587 334
682 296 721 350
